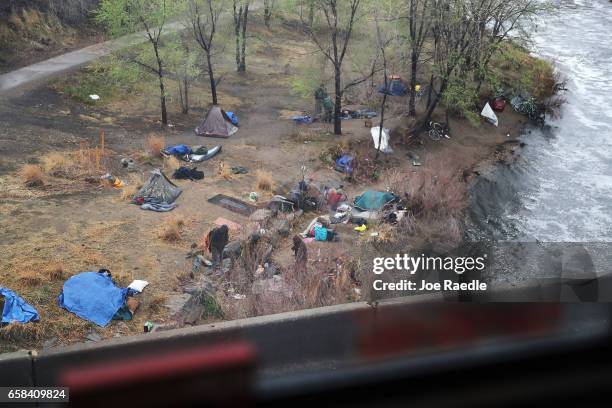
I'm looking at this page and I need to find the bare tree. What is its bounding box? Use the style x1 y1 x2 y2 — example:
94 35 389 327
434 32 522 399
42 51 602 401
97 0 172 124
187 0 223 105
233 0 249 72
302 0 362 135
263 0 276 29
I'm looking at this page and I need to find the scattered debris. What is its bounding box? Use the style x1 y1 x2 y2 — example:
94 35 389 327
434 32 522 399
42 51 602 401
127 280 149 293
208 194 256 216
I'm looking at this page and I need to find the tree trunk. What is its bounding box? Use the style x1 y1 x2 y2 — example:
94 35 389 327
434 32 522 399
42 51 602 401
426 74 434 108
421 79 447 129
206 52 218 105
408 50 418 117
234 5 241 70
153 43 167 124
182 77 189 114
159 75 167 124
264 2 271 28
333 66 342 135
239 4 248 72
308 1 314 28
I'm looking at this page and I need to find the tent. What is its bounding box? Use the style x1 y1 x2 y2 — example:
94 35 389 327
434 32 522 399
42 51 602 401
354 190 397 211
371 126 393 153
378 76 409 97
481 102 499 126
195 106 238 138
135 169 182 204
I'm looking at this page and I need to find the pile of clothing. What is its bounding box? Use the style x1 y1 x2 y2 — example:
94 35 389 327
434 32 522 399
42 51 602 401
302 216 338 242
173 166 204 181
162 144 222 163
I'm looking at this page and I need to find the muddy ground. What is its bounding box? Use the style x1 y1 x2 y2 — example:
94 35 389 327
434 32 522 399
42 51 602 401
0 17 527 352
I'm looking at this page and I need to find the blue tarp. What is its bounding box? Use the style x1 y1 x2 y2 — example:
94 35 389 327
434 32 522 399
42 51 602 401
0 287 39 324
354 190 397 211
378 79 409 97
335 155 353 175
58 272 128 327
163 144 191 155
226 111 239 126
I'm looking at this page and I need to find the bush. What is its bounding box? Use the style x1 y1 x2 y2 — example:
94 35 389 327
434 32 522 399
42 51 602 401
19 164 44 187
146 135 165 157
255 170 274 191
159 217 184 242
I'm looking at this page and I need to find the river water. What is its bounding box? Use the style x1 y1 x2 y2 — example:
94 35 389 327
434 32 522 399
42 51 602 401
469 0 612 243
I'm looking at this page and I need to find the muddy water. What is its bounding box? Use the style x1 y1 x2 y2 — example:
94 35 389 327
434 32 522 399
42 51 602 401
468 0 612 242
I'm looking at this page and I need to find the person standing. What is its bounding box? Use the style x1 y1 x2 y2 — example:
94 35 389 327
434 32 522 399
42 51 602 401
314 83 327 120
207 225 229 271
291 235 308 275
323 95 334 123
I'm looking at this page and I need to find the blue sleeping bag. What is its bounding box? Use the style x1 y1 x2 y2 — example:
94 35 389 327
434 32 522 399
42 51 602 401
164 144 191 156
0 287 39 324
58 271 128 327
335 155 353 175
226 111 239 126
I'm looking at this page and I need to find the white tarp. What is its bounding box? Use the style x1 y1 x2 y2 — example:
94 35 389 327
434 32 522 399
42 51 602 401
481 102 499 126
371 126 393 153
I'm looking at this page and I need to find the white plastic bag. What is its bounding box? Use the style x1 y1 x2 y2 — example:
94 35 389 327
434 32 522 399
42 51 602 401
371 126 393 153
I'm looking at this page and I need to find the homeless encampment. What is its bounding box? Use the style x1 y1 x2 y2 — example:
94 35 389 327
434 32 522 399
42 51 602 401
134 169 182 211
57 270 128 327
195 106 238 138
1 287 39 324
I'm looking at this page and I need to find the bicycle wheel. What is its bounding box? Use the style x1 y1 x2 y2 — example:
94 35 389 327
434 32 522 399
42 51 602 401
429 128 441 141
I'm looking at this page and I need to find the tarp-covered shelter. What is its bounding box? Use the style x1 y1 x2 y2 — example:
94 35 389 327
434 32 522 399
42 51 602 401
354 190 398 211
195 106 238 138
58 271 128 327
136 169 182 204
481 102 499 126
378 76 409 97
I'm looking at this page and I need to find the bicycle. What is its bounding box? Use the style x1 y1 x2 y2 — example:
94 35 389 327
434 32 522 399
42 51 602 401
428 121 448 141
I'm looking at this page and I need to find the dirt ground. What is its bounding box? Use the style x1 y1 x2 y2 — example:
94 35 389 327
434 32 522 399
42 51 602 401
0 17 526 352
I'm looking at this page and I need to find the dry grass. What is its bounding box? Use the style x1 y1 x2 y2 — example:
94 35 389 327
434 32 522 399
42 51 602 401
147 294 168 313
120 174 144 201
218 161 233 180
17 270 42 287
255 170 274 191
164 155 181 172
42 152 68 175
159 217 185 242
146 134 165 157
45 262 65 281
19 164 44 186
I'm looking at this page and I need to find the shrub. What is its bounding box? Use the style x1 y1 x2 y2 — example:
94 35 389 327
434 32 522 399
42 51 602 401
159 217 184 242
255 170 273 191
146 135 165 157
19 164 44 187
42 152 68 175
